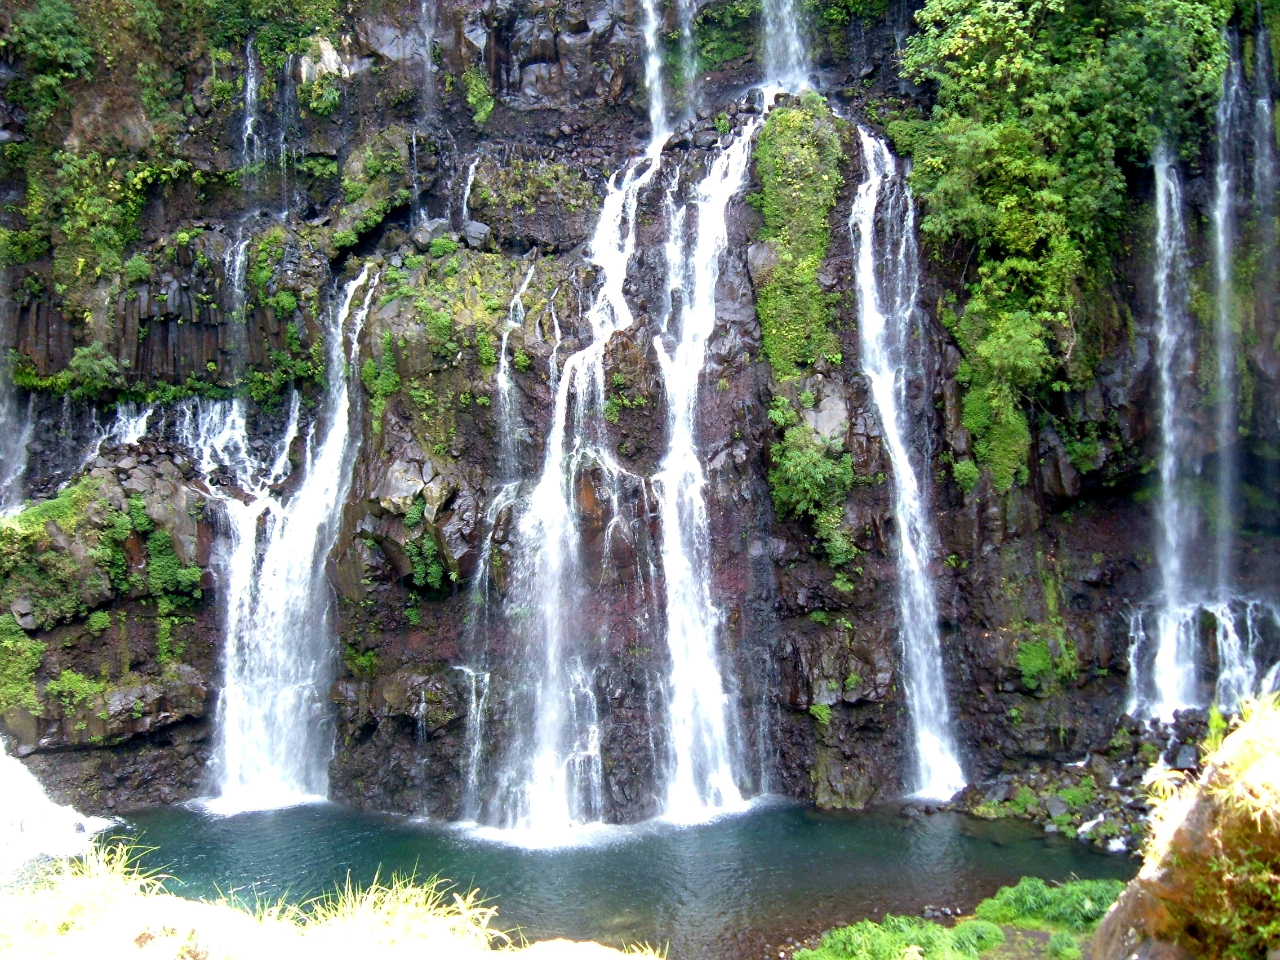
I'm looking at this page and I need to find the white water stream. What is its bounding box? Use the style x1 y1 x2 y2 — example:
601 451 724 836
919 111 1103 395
1132 147 1200 720
654 121 761 821
1211 42 1245 594
848 127 965 798
204 265 377 813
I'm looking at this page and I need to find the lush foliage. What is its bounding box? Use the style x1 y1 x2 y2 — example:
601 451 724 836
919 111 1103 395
768 401 863 570
361 332 402 436
796 915 1004 959
754 92 844 380
974 876 1125 932
0 613 45 715
890 0 1232 490
462 67 495 125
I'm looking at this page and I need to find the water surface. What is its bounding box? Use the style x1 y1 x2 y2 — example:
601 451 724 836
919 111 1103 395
110 801 1133 959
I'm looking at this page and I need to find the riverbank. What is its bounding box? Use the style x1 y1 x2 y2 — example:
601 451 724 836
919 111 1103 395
0 844 653 960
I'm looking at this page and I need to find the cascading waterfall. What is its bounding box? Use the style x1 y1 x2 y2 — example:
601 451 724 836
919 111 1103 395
1130 147 1200 720
205 265 377 812
763 0 810 92
241 38 264 167
0 272 31 514
1211 39 1245 594
0 388 33 516
1256 24 1277 224
653 120 761 822
848 126 965 799
477 0 674 835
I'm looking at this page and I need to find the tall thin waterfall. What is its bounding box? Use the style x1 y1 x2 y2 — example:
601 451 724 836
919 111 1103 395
205 265 377 812
654 121 761 821
763 0 810 91
241 38 264 166
848 127 965 799
1256 25 1277 222
0 383 32 516
0 273 31 514
1211 41 1246 594
1130 148 1199 719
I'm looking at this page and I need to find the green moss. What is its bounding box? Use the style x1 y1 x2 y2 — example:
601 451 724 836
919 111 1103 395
809 702 833 726
86 610 112 635
0 614 45 715
753 92 843 380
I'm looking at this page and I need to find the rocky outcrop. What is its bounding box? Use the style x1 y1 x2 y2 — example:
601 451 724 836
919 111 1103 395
1093 699 1280 957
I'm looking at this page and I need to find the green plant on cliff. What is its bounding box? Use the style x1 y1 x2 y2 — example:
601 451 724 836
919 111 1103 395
889 0 1231 491
44 669 107 714
361 332 402 436
300 73 341 117
462 66 495 125
768 402 864 570
753 92 843 379
1 0 96 130
0 613 45 715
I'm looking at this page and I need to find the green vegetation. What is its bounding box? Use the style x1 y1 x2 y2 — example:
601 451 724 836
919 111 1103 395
300 73 341 116
1 0 95 129
0 842 665 959
809 702 833 726
44 668 107 712
975 876 1125 934
343 643 379 680
0 613 45 715
796 915 1004 959
798 877 1122 960
889 0 1232 490
247 322 326 404
462 66 495 125
753 92 843 379
767 400 864 570
1133 696 1280 957
361 332 402 436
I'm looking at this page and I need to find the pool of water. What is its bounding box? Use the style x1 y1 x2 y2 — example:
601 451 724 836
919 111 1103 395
108 800 1133 959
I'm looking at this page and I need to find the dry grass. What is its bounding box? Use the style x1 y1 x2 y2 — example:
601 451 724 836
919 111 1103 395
0 841 664 960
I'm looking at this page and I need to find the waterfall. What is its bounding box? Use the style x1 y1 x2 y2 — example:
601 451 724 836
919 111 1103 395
848 126 965 799
457 157 479 226
1256 24 1277 222
0 388 32 516
241 38 264 166
1211 40 1246 595
468 0 682 837
1131 148 1199 720
762 0 810 92
0 738 110 882
654 120 761 822
204 265 377 813
495 263 537 478
0 273 31 515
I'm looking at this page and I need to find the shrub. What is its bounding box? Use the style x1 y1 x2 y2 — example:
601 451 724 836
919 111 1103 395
461 66 495 124
86 610 112 635
0 614 45 715
974 876 1125 933
123 253 152 284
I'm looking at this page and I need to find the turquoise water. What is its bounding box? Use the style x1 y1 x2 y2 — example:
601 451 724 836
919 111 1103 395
109 801 1133 958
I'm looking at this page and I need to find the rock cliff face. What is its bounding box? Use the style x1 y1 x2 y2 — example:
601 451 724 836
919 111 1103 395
1 0 1277 827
